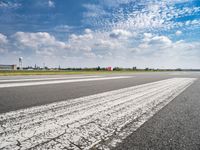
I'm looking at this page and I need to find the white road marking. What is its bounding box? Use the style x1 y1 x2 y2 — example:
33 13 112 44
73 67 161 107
0 78 196 150
0 76 100 83
0 76 132 88
169 71 200 75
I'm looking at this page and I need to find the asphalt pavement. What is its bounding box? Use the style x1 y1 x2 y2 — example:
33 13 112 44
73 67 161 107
114 75 200 150
0 72 173 113
0 71 200 149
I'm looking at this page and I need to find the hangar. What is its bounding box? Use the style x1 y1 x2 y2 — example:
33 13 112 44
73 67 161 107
0 64 17 70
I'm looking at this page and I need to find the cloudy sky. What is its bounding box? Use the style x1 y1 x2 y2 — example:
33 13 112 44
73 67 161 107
0 0 200 69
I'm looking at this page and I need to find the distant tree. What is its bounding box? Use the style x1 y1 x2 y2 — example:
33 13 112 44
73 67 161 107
97 66 101 71
175 68 182 71
132 67 137 70
113 67 122 71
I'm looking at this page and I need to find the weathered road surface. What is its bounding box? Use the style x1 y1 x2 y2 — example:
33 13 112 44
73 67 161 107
0 72 200 149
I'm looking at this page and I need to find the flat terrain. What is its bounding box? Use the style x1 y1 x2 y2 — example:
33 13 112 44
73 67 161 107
0 70 156 76
0 72 200 149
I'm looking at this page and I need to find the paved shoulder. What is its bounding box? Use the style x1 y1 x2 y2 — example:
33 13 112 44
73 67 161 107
114 79 200 150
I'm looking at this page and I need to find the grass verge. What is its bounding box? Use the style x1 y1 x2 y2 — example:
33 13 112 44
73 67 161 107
0 70 159 76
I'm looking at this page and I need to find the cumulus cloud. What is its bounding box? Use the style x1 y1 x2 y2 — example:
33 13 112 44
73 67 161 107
0 33 8 53
132 33 200 58
124 33 200 68
0 33 8 44
13 32 68 56
0 0 200 68
13 32 65 48
3 26 200 68
10 28 131 59
148 36 172 47
0 48 5 53
143 33 172 45
175 30 182 36
12 30 112 58
67 29 108 58
109 29 135 39
134 34 172 54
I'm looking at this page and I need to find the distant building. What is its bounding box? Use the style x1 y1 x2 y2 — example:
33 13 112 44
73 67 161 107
107 67 112 71
0 64 17 70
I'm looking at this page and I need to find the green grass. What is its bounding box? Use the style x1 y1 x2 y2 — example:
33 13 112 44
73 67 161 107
0 70 159 76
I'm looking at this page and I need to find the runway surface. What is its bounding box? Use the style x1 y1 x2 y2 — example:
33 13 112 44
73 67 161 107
0 72 200 149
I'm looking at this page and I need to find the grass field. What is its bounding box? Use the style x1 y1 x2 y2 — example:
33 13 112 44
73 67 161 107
0 70 159 76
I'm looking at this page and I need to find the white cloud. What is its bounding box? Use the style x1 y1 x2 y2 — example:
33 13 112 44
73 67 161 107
135 34 173 54
83 4 108 17
99 0 132 7
0 33 8 44
6 28 200 68
14 32 66 48
1 0 200 68
48 0 55 8
103 0 190 7
127 35 200 68
143 33 172 45
0 1 21 9
185 19 200 27
64 28 134 59
0 47 7 53
109 29 135 39
175 30 182 36
13 32 68 56
12 30 113 58
149 36 172 47
69 32 93 42
83 0 200 35
144 33 153 39
84 28 93 34
0 33 8 53
54 25 73 32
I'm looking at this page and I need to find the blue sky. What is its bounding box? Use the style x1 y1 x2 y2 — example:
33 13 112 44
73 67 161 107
0 0 200 69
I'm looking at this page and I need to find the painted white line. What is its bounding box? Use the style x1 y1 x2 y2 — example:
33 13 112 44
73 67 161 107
169 71 200 75
0 76 100 83
0 76 132 88
0 78 196 150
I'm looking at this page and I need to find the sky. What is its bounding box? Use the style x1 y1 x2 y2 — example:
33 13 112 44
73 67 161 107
0 0 200 69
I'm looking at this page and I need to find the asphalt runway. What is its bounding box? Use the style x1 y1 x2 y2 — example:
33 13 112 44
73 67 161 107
0 72 200 149
0 73 173 113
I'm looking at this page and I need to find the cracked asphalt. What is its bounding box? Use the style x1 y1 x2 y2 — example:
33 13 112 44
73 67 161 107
114 75 200 150
0 72 200 149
